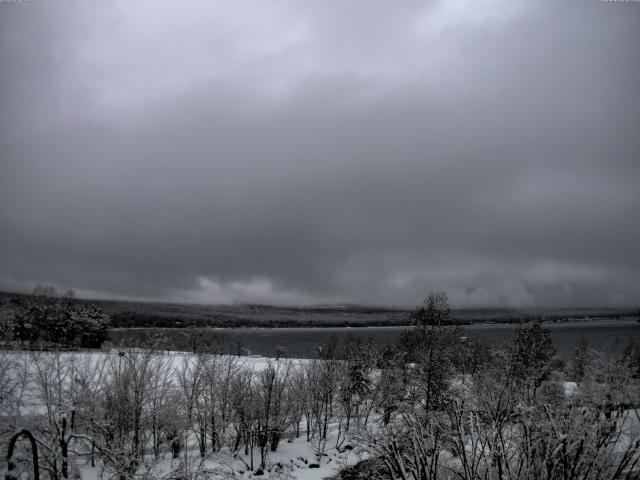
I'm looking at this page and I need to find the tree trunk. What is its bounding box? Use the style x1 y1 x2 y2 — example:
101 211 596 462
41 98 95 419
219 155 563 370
270 431 281 452
199 425 206 458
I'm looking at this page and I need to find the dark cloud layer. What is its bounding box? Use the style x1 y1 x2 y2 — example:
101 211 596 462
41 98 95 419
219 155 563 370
1 0 639 307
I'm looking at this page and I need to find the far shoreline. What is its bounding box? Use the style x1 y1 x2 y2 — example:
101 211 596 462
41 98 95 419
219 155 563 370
109 316 640 331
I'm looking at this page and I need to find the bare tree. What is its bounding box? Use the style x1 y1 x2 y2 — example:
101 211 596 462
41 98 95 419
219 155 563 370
254 360 293 467
29 352 79 480
92 349 157 479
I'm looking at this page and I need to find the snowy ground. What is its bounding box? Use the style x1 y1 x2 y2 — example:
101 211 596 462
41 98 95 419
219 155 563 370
2 350 362 479
76 428 365 480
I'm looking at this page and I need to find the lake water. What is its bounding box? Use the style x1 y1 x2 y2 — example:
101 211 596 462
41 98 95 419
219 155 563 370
109 318 640 359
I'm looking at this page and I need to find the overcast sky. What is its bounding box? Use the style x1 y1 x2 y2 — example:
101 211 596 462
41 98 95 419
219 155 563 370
1 0 639 308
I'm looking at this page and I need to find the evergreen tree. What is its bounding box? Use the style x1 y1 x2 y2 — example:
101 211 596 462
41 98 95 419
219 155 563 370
3 286 109 348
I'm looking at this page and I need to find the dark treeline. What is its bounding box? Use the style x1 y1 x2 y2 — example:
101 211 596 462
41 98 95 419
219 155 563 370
107 311 407 329
100 306 640 329
0 285 109 349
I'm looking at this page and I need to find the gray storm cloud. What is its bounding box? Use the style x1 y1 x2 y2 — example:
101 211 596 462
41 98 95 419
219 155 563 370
1 0 639 308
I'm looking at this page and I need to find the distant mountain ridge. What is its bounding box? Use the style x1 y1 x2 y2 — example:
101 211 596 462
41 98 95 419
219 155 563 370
0 290 637 329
